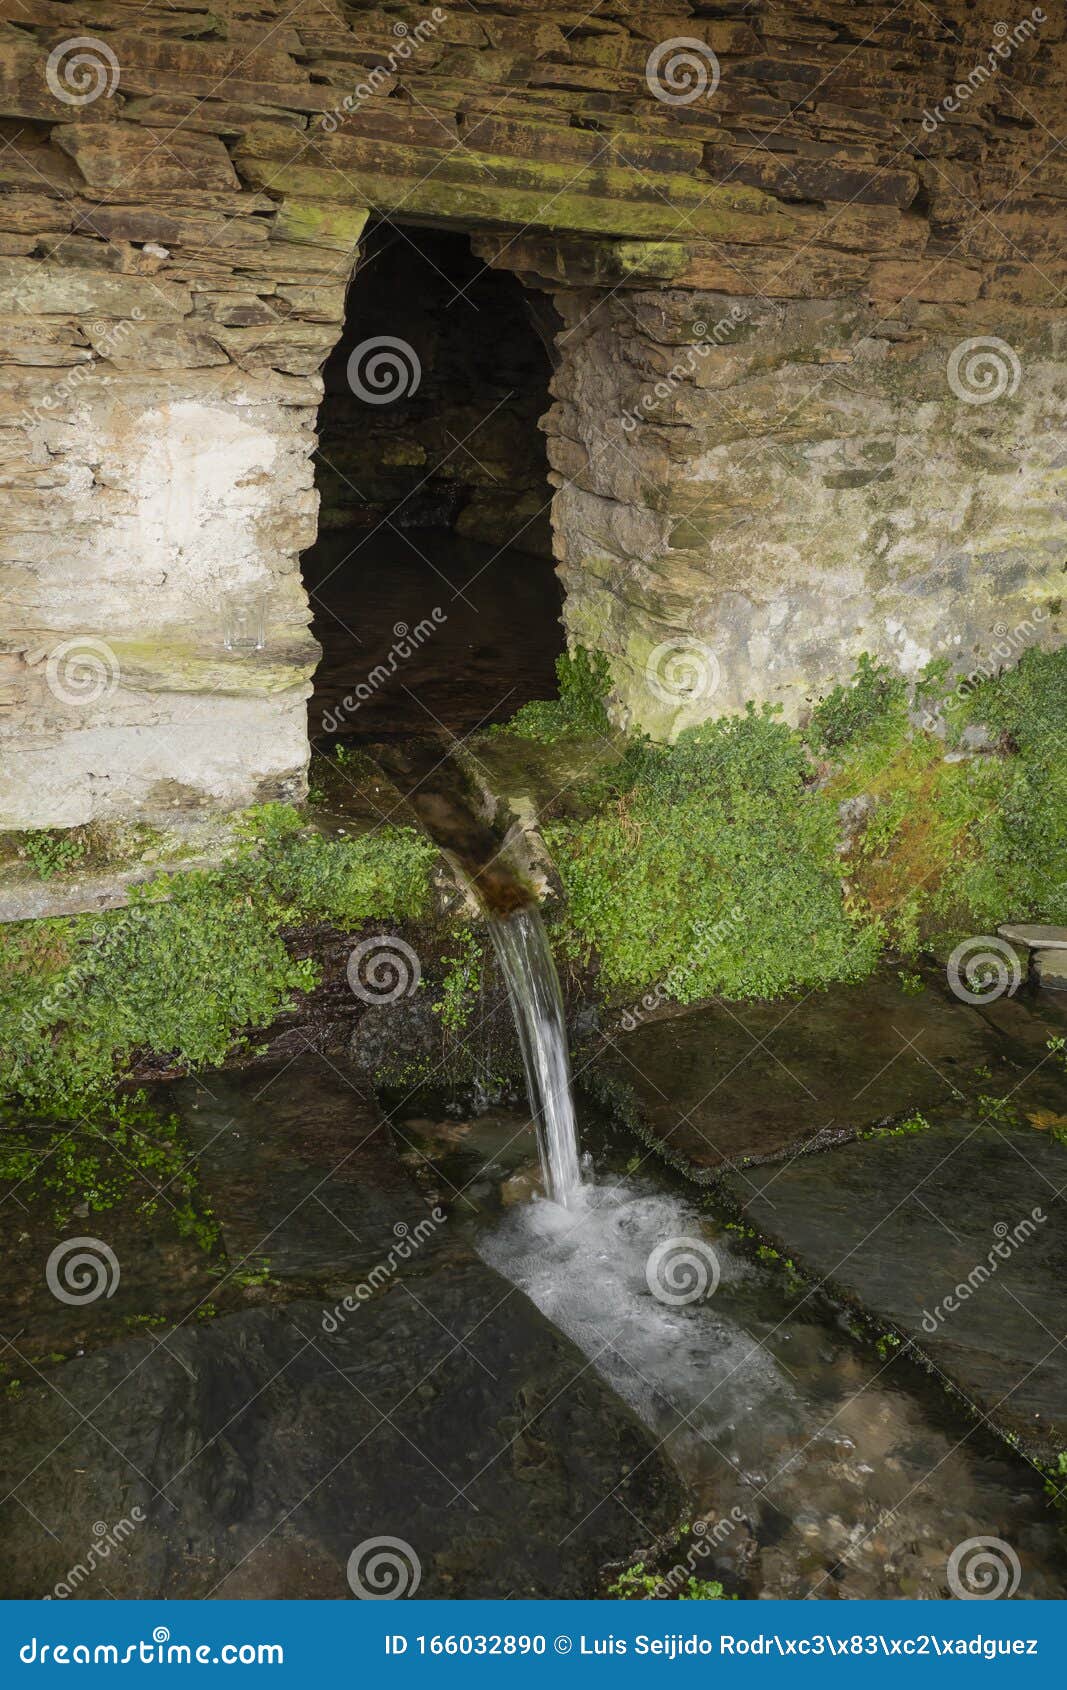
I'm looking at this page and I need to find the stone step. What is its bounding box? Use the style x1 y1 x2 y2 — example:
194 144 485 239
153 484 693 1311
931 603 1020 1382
1033 949 1067 992
998 923 1067 951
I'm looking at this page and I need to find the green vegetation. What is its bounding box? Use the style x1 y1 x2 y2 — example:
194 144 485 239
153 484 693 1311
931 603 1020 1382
0 1091 217 1243
547 702 878 1001
431 926 485 1032
1044 1451 1067 1508
500 647 613 742
864 1111 932 1141
510 643 1067 1005
829 646 1067 953
4 643 1065 1226
807 652 907 753
0 806 435 1227
19 828 88 881
608 1561 728 1601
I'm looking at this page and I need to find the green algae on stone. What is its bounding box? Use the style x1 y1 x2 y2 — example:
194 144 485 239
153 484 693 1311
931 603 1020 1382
0 806 436 1123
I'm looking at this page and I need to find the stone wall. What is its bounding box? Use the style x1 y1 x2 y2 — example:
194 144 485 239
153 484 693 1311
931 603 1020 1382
0 1 1064 824
545 289 1065 733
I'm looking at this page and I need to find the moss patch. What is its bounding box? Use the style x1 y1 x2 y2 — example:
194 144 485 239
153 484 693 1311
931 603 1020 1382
516 644 1067 1004
0 805 437 1226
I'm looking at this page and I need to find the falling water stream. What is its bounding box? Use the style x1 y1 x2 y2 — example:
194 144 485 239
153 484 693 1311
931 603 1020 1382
370 734 585 1207
487 906 583 1206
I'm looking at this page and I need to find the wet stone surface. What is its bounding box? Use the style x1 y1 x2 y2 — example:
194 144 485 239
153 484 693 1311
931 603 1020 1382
593 968 1064 1176
0 1055 683 1599
401 1103 1067 1600
720 1113 1067 1465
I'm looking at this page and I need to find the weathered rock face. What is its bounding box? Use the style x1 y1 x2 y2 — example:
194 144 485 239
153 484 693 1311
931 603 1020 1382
546 289 1065 733
0 1 1064 822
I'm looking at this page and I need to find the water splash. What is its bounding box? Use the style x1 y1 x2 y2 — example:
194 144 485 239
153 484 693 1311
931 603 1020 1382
488 906 582 1206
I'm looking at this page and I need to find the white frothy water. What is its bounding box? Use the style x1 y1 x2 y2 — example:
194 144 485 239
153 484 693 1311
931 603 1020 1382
488 906 582 1206
480 1177 790 1472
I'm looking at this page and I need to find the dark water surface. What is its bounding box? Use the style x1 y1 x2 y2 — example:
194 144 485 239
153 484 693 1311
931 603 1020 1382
303 527 564 742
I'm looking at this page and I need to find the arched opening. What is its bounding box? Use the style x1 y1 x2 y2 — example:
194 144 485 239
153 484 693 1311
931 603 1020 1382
301 223 564 744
